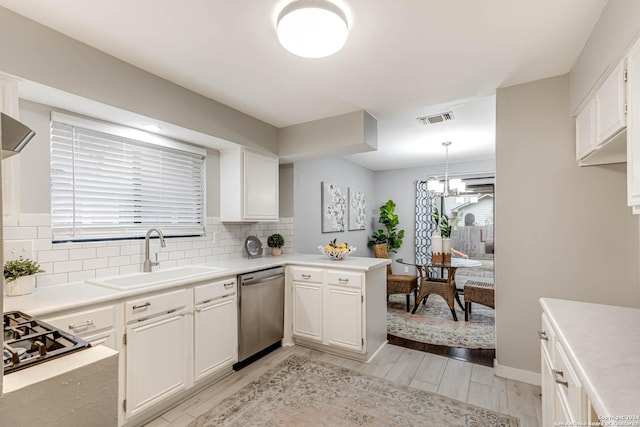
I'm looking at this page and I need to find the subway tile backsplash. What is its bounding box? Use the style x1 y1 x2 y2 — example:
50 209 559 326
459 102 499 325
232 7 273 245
3 214 295 288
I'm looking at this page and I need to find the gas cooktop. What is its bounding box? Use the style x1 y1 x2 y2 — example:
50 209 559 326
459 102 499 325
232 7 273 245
3 311 90 374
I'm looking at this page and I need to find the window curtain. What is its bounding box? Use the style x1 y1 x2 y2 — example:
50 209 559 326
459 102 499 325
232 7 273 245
415 181 438 277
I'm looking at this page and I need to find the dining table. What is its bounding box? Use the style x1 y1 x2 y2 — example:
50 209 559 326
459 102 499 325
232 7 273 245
396 257 481 321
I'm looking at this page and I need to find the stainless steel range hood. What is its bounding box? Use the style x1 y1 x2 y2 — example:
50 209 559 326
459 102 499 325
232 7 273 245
1 112 36 158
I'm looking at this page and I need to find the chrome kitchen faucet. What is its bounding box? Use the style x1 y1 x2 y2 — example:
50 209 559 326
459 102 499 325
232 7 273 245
143 228 166 272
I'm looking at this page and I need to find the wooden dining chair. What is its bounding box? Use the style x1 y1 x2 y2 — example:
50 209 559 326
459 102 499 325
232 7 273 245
373 243 417 312
413 266 465 321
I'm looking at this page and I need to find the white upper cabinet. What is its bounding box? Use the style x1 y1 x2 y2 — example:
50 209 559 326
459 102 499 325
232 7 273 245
595 60 627 144
220 147 279 222
576 99 596 161
576 60 627 166
627 38 640 210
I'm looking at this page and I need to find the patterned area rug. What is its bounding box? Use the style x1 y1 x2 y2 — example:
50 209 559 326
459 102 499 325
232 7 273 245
188 355 518 427
387 293 495 349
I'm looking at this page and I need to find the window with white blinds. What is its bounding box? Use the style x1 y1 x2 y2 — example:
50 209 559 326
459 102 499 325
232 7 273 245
50 112 206 243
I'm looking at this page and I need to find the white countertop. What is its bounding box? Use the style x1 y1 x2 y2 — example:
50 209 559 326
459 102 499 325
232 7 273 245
540 298 640 416
3 345 118 393
4 254 390 317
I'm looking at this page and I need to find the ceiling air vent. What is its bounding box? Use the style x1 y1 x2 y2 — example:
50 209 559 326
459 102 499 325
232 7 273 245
416 111 455 125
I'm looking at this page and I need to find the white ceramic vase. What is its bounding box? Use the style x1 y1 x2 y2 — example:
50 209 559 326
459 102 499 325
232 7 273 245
4 275 36 297
442 238 451 262
431 235 443 262
271 247 282 256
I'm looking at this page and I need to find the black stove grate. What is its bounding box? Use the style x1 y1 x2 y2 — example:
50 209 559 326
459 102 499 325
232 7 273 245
3 311 91 374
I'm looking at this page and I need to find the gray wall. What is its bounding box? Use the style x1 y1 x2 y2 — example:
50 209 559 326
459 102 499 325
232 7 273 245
569 0 640 113
0 6 277 154
294 157 375 255
374 160 494 273
279 163 294 218
495 74 640 375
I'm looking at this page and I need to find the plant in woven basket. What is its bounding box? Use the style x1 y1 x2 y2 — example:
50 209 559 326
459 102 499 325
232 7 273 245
4 257 45 283
368 199 405 253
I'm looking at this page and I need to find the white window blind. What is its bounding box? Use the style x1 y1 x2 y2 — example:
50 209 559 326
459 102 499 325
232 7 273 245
50 112 206 243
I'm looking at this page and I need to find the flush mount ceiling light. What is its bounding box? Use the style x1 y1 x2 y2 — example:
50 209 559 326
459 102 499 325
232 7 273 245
277 0 349 58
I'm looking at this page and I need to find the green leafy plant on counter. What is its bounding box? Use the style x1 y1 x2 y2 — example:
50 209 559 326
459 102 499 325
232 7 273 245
267 233 285 248
368 199 405 253
4 257 45 283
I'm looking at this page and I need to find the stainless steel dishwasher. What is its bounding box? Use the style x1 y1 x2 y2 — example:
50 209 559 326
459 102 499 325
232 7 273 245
237 266 285 363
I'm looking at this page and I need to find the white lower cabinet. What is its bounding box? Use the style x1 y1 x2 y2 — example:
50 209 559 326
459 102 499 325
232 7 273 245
539 312 588 426
123 289 192 421
125 311 190 419
194 278 238 382
293 280 323 342
325 284 362 351
290 266 365 356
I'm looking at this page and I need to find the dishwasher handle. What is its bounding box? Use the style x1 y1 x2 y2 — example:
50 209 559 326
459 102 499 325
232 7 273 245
242 273 285 286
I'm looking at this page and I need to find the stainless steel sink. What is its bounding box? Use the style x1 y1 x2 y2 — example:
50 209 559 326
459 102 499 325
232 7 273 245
88 266 225 290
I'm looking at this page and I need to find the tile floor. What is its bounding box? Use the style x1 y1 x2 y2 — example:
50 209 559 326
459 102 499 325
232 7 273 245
145 344 541 427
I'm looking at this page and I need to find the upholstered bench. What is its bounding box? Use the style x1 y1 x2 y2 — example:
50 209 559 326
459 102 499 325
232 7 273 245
463 280 495 321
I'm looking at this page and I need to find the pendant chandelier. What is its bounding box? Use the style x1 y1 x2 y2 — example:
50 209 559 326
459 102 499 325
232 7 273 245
427 141 466 196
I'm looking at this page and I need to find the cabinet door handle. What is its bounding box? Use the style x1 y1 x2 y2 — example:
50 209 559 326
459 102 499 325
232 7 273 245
338 278 349 283
132 302 151 310
69 320 94 330
224 282 235 288
301 274 311 279
537 330 548 341
552 369 568 387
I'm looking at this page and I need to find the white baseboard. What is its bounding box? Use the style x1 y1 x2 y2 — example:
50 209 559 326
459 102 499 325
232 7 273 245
493 359 541 386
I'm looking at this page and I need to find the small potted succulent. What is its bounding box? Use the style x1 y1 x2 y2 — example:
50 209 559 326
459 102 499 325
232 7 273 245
4 257 45 296
267 233 285 256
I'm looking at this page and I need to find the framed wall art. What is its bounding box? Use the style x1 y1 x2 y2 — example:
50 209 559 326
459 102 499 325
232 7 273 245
321 182 346 232
348 187 367 231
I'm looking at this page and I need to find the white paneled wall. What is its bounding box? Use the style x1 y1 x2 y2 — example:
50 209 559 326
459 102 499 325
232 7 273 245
3 214 295 288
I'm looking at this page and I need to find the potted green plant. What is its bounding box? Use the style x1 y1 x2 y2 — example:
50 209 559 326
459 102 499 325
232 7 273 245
267 233 285 256
4 257 45 296
433 207 452 262
368 199 405 253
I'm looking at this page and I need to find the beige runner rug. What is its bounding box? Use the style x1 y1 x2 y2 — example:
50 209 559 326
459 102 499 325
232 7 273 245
188 355 518 427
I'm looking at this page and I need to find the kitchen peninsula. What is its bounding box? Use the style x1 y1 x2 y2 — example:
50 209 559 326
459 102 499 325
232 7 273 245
539 298 640 424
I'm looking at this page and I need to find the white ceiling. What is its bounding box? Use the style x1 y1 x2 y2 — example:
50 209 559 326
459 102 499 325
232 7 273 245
0 0 607 170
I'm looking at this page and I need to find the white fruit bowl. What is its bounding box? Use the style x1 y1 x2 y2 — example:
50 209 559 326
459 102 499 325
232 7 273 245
318 245 357 260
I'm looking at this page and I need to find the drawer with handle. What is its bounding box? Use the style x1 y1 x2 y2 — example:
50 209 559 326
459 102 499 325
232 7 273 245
554 341 585 421
126 288 189 323
327 270 362 287
194 277 237 305
43 305 116 336
290 267 323 283
538 312 556 361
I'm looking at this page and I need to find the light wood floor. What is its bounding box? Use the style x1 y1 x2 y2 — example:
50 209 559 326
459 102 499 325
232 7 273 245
146 344 541 427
